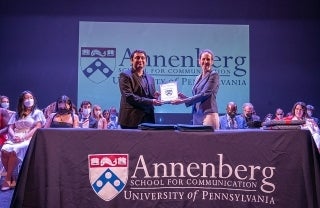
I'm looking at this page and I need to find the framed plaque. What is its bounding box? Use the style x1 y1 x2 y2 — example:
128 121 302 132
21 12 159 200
160 82 178 103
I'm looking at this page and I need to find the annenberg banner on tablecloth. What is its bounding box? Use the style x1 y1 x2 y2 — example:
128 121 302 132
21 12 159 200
78 22 249 113
11 129 320 208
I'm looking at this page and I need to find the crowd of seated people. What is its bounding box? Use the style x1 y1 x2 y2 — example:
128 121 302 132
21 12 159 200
0 91 121 191
0 90 319 191
1 91 45 191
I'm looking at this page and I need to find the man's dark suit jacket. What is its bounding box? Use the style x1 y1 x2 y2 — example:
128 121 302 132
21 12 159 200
118 69 156 128
185 70 219 125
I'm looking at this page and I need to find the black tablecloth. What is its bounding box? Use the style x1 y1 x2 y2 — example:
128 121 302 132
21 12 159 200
11 129 320 208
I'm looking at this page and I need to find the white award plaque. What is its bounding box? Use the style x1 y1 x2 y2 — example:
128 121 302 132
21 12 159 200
160 82 178 103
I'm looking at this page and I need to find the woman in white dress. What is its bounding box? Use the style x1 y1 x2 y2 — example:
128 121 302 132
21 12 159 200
1 90 45 191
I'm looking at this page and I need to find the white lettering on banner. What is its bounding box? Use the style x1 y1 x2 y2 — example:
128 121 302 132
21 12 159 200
131 154 276 194
124 191 184 200
86 152 277 205
124 153 277 205
201 191 275 204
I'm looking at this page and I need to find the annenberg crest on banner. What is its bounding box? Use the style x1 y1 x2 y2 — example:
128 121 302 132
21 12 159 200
80 47 116 84
88 154 129 201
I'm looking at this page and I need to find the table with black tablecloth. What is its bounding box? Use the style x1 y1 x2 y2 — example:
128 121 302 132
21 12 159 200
11 128 320 208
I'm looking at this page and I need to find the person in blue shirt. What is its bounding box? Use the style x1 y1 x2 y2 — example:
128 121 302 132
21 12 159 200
219 101 246 129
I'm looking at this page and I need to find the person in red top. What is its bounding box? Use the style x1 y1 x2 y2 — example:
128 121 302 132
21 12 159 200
0 108 10 178
0 108 9 146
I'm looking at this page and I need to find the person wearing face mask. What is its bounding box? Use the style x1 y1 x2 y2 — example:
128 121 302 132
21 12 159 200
0 108 9 145
219 102 246 129
171 49 220 130
44 95 79 128
92 104 107 129
78 100 97 128
241 102 261 128
0 95 10 110
0 95 15 119
0 107 10 177
1 90 45 191
306 104 319 126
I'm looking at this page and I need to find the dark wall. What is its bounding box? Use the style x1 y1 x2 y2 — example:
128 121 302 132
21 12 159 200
1 0 320 122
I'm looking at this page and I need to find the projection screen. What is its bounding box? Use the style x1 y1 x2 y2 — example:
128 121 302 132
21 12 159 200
78 21 249 114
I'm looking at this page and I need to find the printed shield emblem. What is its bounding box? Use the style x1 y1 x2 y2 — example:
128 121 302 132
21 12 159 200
80 47 116 84
88 154 129 201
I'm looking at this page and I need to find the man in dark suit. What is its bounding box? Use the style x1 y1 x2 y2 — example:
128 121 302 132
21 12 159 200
118 49 161 129
172 49 220 129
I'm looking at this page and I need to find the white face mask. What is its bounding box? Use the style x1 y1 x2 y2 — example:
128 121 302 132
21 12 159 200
0 102 9 109
24 98 34 108
82 108 91 116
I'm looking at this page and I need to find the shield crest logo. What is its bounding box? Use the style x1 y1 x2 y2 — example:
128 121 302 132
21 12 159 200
88 154 129 201
80 47 116 84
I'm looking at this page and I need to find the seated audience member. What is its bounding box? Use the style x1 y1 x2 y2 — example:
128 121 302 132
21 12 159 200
0 95 9 110
92 105 107 129
0 108 9 147
306 104 319 126
219 102 246 129
78 100 97 128
0 95 15 118
273 108 284 120
0 95 14 178
241 102 261 128
44 95 79 128
1 90 45 191
102 109 110 126
284 102 306 121
0 108 9 177
107 106 119 129
285 101 320 152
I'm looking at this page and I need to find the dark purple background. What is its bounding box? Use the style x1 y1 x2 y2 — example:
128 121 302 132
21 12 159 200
1 0 319 123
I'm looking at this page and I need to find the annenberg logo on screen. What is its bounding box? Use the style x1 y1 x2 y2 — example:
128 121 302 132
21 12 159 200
88 153 276 205
80 47 116 84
